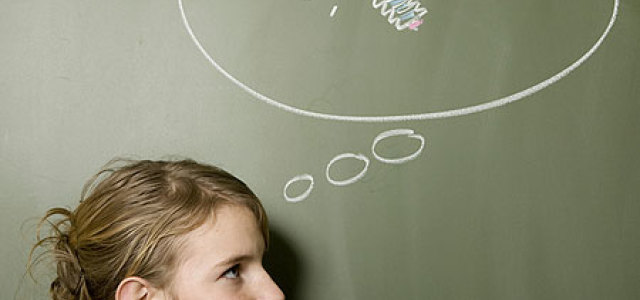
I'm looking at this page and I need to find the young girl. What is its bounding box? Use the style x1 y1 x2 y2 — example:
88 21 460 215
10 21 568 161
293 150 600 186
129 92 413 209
29 159 285 300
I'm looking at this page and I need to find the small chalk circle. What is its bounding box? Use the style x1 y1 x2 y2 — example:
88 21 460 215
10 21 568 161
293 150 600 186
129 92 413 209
284 174 315 203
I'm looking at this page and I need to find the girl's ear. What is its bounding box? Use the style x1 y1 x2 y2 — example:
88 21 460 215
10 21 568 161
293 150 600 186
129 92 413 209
116 277 166 300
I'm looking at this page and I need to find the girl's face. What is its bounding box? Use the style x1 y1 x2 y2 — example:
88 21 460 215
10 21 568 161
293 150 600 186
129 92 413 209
167 205 284 300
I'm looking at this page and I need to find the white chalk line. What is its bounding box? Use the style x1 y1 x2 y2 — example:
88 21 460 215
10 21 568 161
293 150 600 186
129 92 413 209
326 153 370 186
372 129 425 164
178 0 618 122
283 174 314 203
330 5 338 17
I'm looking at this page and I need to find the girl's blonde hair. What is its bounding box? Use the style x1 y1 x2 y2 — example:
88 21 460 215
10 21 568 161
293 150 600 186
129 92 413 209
28 159 269 300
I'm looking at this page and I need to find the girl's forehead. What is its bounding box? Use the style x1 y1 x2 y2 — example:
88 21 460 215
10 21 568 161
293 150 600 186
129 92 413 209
179 205 264 263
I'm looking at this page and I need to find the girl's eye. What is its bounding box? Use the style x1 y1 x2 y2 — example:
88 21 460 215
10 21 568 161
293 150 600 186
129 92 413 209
222 264 240 279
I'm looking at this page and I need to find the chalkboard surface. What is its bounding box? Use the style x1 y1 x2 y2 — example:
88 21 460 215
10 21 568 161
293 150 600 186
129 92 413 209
1 0 639 299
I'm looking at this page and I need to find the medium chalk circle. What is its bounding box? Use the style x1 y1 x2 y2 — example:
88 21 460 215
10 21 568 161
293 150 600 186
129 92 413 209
326 153 370 186
372 129 425 164
283 174 315 203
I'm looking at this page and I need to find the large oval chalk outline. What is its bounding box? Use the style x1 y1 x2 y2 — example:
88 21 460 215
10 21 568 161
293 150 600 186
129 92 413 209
178 0 619 122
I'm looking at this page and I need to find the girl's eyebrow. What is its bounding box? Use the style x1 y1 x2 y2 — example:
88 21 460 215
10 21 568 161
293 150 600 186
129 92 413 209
214 254 253 268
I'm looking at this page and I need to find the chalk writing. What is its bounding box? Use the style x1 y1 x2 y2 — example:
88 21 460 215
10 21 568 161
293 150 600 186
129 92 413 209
372 0 428 31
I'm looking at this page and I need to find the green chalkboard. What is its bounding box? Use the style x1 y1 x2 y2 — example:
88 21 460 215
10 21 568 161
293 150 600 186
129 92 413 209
2 0 639 299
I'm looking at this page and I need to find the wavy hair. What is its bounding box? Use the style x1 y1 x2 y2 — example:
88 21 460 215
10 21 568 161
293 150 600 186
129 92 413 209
27 159 269 300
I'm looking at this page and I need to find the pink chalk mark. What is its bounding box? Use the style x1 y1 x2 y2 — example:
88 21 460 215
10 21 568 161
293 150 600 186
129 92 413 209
409 19 424 30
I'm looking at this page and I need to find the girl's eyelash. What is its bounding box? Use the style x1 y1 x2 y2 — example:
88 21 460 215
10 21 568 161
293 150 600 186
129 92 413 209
222 264 240 279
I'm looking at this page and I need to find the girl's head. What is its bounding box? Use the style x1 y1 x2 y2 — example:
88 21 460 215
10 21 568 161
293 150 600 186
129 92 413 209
29 159 284 300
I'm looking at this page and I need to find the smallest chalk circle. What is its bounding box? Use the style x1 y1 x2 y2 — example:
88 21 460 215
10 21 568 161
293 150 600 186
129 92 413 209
283 174 315 203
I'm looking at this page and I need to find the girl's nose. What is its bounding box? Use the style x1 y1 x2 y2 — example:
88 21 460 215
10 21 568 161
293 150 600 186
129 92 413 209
256 269 285 300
